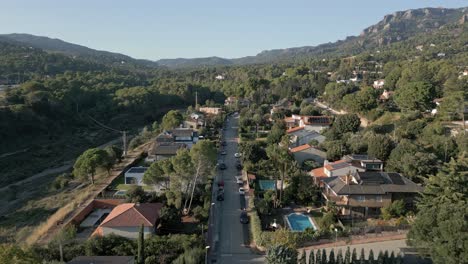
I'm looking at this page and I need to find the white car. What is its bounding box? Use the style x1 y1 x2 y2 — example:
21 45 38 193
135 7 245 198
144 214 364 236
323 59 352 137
239 187 245 195
236 176 243 185
234 153 242 158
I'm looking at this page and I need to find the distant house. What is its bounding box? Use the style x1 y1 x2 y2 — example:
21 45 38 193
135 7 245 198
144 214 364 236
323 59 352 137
199 107 223 115
416 45 424 51
321 171 422 218
93 203 163 239
290 144 326 165
146 142 187 162
215 74 225 80
270 98 293 114
183 112 205 130
67 256 135 264
124 167 148 185
287 126 326 147
224 96 250 107
284 115 331 132
379 90 394 101
437 52 446 57
311 154 383 185
373 79 385 89
171 128 198 147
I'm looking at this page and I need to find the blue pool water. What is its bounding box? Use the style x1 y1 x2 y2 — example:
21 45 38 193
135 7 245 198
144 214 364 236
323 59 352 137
259 180 276 190
286 213 316 231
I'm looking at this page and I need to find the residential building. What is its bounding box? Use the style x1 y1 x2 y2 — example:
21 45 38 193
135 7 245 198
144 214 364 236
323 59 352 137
183 112 205 130
146 142 186 162
310 154 383 185
270 98 293 114
124 167 148 185
373 79 385 89
290 144 326 165
215 74 225 80
321 171 422 218
379 90 394 101
93 203 163 239
224 96 250 107
171 128 198 147
199 107 223 115
67 256 135 264
287 126 326 147
284 115 332 132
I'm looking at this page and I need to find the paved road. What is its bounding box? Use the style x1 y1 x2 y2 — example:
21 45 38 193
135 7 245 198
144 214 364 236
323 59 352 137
213 114 265 263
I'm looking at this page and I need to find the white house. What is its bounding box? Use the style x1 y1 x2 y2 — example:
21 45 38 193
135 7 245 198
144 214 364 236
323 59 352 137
93 203 163 239
373 79 385 89
124 167 148 185
215 74 225 80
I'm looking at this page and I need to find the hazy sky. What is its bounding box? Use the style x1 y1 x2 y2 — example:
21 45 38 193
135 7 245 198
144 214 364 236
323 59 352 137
0 0 466 60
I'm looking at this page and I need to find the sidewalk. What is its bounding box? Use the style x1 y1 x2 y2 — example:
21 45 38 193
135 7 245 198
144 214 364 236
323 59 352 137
300 233 407 250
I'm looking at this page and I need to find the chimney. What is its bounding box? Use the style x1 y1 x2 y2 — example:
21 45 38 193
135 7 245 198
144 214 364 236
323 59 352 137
324 160 329 166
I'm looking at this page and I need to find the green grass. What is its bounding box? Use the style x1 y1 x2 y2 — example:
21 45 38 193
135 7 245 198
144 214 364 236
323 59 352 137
115 183 154 191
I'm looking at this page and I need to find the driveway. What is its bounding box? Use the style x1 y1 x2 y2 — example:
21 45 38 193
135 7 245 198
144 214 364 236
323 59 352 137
212 114 265 263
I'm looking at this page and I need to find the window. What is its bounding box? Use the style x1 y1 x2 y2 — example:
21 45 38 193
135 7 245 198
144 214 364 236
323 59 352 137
376 195 383 202
356 195 365 201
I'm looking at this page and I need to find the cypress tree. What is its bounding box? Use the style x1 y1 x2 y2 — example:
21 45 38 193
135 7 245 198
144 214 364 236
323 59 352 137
368 249 375 264
359 248 366 264
299 249 307 264
316 249 322 264
309 250 315 264
328 249 335 264
137 224 145 264
336 249 344 264
344 247 351 264
377 251 384 264
322 249 327 264
389 252 395 264
383 250 389 264
351 248 357 263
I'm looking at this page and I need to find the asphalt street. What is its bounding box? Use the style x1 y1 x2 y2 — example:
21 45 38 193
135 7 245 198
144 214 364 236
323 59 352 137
214 113 265 263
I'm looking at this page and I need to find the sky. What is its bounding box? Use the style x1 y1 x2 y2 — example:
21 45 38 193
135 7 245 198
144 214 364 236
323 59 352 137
0 0 466 60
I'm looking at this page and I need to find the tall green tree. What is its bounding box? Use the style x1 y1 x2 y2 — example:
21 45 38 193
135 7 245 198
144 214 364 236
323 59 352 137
309 250 315 264
408 154 468 264
394 81 435 111
333 114 361 135
265 245 298 264
367 134 393 161
73 148 109 184
162 110 183 130
137 224 144 264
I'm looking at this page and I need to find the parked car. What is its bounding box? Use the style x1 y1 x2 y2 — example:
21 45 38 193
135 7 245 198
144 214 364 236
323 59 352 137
222 141 227 146
217 189 224 201
219 163 227 170
240 211 249 224
217 180 224 189
234 153 241 158
238 187 245 195
220 150 227 155
236 162 242 170
236 176 243 185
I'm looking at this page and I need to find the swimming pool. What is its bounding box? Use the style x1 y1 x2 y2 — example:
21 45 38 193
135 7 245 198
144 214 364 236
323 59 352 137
259 180 276 191
285 213 316 232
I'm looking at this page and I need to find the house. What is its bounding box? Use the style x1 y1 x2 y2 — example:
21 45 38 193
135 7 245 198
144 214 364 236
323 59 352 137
93 203 163 239
224 96 250 107
171 128 198 147
287 126 326 147
437 52 446 57
321 171 423 218
290 144 326 165
379 90 394 101
310 154 383 185
146 142 187 162
124 167 148 185
67 256 135 264
199 107 223 115
284 115 332 132
183 112 205 130
270 98 293 114
215 74 225 80
373 79 385 89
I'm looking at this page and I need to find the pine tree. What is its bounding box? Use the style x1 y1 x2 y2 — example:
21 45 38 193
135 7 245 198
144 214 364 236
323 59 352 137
299 249 307 264
383 251 389 264
137 224 145 264
351 248 357 263
328 249 336 264
344 247 351 264
336 249 344 264
316 249 322 264
359 248 366 264
309 250 315 264
322 249 327 264
368 249 375 264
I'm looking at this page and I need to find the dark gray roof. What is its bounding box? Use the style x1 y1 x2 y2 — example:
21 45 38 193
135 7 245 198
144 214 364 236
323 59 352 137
151 143 186 155
322 172 423 195
126 167 148 174
171 128 195 137
67 256 134 264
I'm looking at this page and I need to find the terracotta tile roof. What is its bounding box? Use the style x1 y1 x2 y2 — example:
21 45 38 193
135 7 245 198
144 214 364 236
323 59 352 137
286 126 304 133
311 167 327 178
284 117 296 123
290 144 311 153
100 203 163 228
248 173 256 180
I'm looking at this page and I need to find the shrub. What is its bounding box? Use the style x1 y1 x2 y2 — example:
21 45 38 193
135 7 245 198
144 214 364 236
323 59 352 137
381 200 406 220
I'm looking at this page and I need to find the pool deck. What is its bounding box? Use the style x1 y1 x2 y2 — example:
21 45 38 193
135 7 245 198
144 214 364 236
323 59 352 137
79 208 112 228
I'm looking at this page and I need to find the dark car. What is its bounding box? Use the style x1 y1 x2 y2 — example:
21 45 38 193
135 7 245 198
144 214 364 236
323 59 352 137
240 211 249 224
217 189 224 201
222 141 227 146
236 163 242 170
219 163 227 170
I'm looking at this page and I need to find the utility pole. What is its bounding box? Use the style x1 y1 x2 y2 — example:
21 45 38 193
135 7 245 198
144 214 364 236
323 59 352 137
122 131 127 157
195 91 199 110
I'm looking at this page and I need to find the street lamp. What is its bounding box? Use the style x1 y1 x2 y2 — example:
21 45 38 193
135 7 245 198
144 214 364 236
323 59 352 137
205 246 210 264
334 228 338 244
